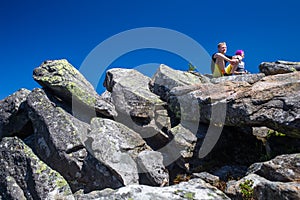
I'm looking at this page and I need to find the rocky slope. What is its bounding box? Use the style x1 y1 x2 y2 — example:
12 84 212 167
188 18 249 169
0 59 300 200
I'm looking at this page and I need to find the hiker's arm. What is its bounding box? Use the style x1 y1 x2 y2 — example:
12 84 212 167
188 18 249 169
214 53 231 62
214 53 238 64
229 55 240 65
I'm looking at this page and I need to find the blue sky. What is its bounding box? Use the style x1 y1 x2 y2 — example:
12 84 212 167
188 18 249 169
1 0 300 100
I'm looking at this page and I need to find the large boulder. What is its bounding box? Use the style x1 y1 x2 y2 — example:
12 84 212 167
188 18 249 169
75 178 230 200
149 64 210 101
84 117 169 186
210 73 265 84
226 173 300 200
104 68 164 119
137 150 169 186
0 137 73 200
226 153 300 199
33 59 117 120
26 88 122 192
161 123 197 169
259 60 300 75
0 88 31 139
168 72 300 138
247 153 300 182
104 68 171 149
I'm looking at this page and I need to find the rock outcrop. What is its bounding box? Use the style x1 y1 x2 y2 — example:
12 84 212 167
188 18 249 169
168 72 300 137
149 64 210 101
0 88 31 139
247 153 300 182
33 59 117 120
26 88 122 193
84 117 168 186
1 59 300 199
75 178 230 200
0 137 73 200
259 60 300 75
226 153 300 200
226 173 300 200
104 68 171 150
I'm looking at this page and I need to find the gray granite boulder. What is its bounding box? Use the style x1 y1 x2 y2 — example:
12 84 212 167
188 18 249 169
84 117 169 187
259 60 300 75
210 73 265 84
26 88 122 192
149 64 210 101
247 153 300 182
168 72 300 138
226 173 300 200
33 59 117 120
104 68 171 149
0 137 73 200
75 178 230 200
137 150 169 186
0 88 31 139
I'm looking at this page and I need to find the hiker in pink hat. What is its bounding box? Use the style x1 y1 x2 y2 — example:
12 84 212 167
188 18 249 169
225 50 248 75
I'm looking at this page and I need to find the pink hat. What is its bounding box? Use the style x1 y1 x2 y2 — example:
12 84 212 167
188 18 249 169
235 50 244 56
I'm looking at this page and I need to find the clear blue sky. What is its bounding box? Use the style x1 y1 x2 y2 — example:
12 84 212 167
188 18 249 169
1 0 300 100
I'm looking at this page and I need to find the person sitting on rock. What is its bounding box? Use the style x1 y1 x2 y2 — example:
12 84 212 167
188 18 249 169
211 42 239 78
225 50 248 75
